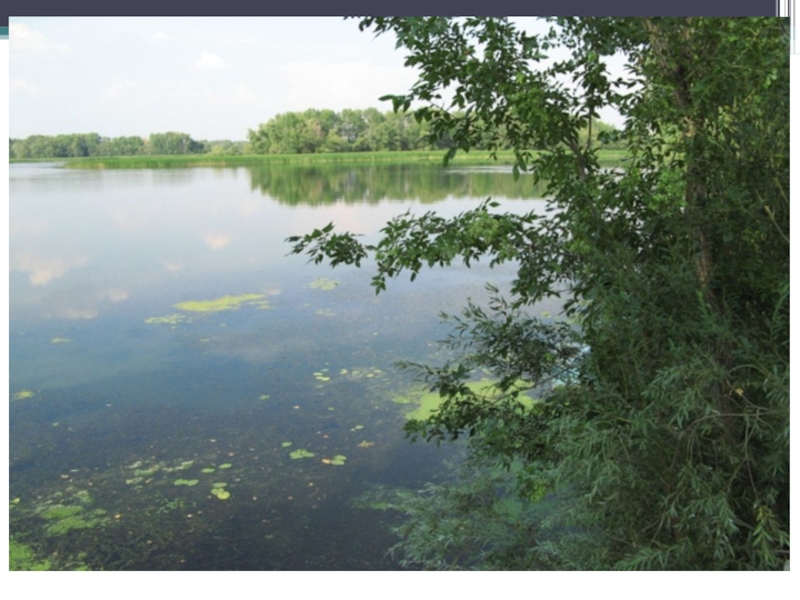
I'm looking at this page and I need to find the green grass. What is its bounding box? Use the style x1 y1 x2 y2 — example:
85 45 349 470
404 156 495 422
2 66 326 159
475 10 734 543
28 149 628 170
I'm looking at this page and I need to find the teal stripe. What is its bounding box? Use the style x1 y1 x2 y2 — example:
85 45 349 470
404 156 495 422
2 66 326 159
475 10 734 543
0 27 8 40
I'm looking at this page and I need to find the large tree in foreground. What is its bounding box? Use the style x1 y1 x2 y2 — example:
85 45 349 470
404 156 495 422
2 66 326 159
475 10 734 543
289 17 789 569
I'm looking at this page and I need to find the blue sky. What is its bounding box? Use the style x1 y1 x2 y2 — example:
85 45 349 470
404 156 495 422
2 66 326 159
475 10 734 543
9 17 626 141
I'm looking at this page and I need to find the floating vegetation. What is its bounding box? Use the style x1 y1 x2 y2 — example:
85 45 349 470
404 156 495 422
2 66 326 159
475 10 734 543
211 482 228 488
322 455 348 466
351 425 365 431
200 468 215 474
210 487 231 500
218 463 233 470
394 378 537 421
50 337 71 344
10 539 52 571
258 394 271 401
173 479 200 487
12 389 35 401
315 308 336 317
357 441 375 448
39 504 106 537
144 314 192 326
308 278 339 291
281 442 292 448
313 371 331 382
344 367 384 381
289 449 316 460
173 293 266 314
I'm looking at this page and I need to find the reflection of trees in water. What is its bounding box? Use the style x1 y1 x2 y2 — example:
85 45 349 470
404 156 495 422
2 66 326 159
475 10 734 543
247 164 549 206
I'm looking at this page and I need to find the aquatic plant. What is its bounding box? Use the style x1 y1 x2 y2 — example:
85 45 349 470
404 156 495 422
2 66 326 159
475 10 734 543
210 487 231 500
289 449 316 460
144 314 191 325
218 463 232 469
50 337 71 344
201 468 215 474
11 389 35 401
173 293 266 313
173 479 200 487
10 539 51 571
308 278 339 291
281 442 292 448
259 394 271 400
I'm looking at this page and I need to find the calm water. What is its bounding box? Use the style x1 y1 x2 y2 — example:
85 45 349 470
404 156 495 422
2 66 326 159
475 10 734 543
9 162 550 570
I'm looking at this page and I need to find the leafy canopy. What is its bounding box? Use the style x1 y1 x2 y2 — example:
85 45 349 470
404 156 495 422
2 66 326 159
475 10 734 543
288 17 789 570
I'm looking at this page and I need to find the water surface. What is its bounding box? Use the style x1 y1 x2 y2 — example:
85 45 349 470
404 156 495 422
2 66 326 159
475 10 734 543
9 162 550 570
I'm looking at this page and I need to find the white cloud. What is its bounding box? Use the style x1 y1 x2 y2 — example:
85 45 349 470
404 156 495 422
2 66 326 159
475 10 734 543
10 23 71 54
150 32 172 43
104 77 137 100
279 61 418 111
10 79 40 95
193 52 229 71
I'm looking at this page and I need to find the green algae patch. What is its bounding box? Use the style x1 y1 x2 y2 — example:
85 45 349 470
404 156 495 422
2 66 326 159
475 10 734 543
50 337 71 344
308 278 339 291
10 539 52 571
173 293 266 314
144 314 192 325
397 378 537 421
289 449 316 460
39 504 106 537
173 479 200 487
12 389 35 401
42 504 85 520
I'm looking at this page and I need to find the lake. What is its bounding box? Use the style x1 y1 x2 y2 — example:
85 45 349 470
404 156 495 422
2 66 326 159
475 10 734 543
8 161 552 570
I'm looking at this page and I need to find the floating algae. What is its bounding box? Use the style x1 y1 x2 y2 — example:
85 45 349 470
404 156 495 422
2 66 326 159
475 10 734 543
258 394 271 401
173 479 200 487
308 278 339 291
50 337 71 344
210 487 231 500
12 390 35 401
394 378 538 421
173 293 266 313
289 449 316 460
144 314 192 326
39 504 106 537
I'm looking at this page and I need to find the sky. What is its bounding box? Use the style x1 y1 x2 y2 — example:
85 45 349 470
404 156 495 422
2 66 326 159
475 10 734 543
9 17 626 142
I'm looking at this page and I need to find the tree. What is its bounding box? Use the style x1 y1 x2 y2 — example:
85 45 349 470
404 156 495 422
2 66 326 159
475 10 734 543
287 17 789 570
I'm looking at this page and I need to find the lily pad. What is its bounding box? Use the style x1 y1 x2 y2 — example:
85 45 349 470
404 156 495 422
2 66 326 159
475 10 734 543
210 488 231 500
173 479 199 487
289 449 316 460
308 278 339 291
218 463 232 469
281 442 292 448
258 394 271 400
200 468 215 474
211 482 228 488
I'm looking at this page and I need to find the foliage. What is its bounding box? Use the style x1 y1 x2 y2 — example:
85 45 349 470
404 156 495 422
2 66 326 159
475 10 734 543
288 17 789 570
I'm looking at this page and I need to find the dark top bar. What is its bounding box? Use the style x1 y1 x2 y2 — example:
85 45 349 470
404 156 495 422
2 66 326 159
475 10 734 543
1 1 778 28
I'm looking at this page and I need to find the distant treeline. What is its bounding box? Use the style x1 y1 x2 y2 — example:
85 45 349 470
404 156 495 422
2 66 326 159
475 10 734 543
247 108 624 154
10 109 623 160
9 132 248 160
